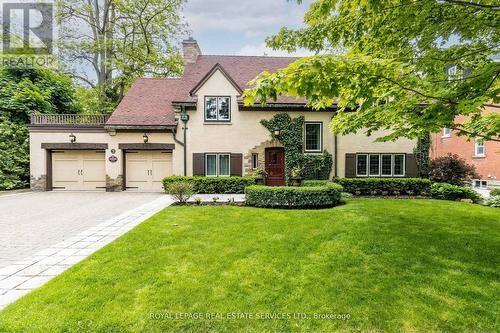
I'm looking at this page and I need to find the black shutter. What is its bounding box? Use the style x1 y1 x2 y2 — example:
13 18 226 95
406 154 418 177
345 154 356 178
230 153 243 176
193 153 205 176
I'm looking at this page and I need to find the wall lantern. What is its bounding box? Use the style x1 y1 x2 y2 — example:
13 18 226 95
143 133 149 143
69 133 76 143
274 127 283 137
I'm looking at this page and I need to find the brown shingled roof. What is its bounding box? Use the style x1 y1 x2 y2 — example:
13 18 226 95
107 55 302 126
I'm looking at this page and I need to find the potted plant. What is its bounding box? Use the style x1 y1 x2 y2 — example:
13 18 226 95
253 166 268 185
289 166 305 187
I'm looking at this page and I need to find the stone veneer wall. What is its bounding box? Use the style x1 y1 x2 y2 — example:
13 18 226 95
106 175 124 192
30 175 46 192
244 139 284 176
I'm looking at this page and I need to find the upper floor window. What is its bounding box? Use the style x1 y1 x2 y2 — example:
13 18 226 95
205 96 230 122
442 128 451 138
475 139 485 157
304 122 323 152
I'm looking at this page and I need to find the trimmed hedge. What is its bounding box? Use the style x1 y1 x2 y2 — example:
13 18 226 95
163 176 256 194
430 183 483 203
303 180 330 187
333 178 431 196
245 183 343 208
490 188 500 196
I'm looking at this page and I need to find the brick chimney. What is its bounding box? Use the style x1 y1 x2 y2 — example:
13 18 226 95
182 37 201 64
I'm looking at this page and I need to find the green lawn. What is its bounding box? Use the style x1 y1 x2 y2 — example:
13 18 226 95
1 199 499 333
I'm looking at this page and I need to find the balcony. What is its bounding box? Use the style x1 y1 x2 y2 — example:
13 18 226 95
30 114 110 127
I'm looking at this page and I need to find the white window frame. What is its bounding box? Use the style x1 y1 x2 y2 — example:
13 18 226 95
473 180 488 189
205 153 231 177
218 154 231 177
205 154 218 177
204 96 231 122
369 154 381 176
381 154 393 177
304 122 323 153
356 154 369 177
393 154 406 177
442 128 451 138
474 139 485 157
252 153 259 170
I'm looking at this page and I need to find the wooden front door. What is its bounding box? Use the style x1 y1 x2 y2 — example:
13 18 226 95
265 147 285 186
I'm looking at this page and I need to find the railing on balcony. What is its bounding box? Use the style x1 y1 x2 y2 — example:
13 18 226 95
30 114 110 126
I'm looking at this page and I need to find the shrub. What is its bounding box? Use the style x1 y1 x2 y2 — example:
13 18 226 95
429 154 479 186
485 196 500 208
489 188 500 196
163 176 256 194
245 183 343 208
333 178 431 196
303 180 330 187
430 183 483 203
165 181 194 204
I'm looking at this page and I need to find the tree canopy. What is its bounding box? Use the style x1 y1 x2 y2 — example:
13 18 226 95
56 0 186 111
244 0 500 141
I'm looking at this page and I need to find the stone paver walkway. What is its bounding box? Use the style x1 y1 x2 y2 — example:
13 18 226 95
0 195 173 310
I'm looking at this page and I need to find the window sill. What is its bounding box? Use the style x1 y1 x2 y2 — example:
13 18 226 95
441 135 451 139
472 155 486 159
204 122 232 125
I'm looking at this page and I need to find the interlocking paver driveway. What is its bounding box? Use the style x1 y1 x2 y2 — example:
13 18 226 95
0 192 162 268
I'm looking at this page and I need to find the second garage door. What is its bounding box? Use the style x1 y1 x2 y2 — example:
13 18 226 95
52 150 106 191
125 151 172 192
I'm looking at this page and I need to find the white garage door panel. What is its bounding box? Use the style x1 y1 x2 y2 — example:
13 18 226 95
126 151 172 192
52 150 105 191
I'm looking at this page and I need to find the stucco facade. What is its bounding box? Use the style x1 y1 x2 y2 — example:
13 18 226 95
29 39 418 192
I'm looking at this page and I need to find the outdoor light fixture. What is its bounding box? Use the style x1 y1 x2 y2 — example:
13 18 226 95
69 133 76 143
274 127 283 137
143 133 149 143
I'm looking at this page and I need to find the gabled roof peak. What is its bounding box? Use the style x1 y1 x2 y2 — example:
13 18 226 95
189 63 243 96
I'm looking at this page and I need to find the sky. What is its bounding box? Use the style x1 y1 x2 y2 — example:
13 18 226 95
182 0 314 57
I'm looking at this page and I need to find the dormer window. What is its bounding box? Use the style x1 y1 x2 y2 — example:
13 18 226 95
205 96 230 122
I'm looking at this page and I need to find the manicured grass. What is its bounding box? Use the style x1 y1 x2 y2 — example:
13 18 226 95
0 199 499 332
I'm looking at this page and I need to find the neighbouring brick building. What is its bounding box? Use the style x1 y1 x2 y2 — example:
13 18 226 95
431 105 500 189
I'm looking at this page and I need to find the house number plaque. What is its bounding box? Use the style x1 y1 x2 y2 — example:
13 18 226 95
108 155 118 163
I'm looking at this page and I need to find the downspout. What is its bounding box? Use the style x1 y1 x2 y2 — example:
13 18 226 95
173 105 188 176
334 134 338 178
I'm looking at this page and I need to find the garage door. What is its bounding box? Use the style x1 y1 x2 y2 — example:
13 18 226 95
52 150 106 191
125 151 172 192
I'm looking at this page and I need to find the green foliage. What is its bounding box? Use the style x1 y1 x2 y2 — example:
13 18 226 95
429 154 479 186
163 176 256 194
0 66 81 123
165 181 195 204
0 119 29 190
489 188 500 196
485 195 500 208
245 183 343 208
303 180 330 187
431 183 483 203
415 133 431 178
333 178 432 196
261 113 304 184
244 0 500 141
56 0 185 106
302 151 333 180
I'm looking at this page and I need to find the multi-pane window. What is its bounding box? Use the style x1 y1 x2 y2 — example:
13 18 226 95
474 180 487 189
205 154 230 177
205 96 230 121
475 139 485 157
442 128 451 137
447 65 457 81
357 154 405 177
304 122 323 152
356 154 368 176
252 153 259 170
369 155 380 176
